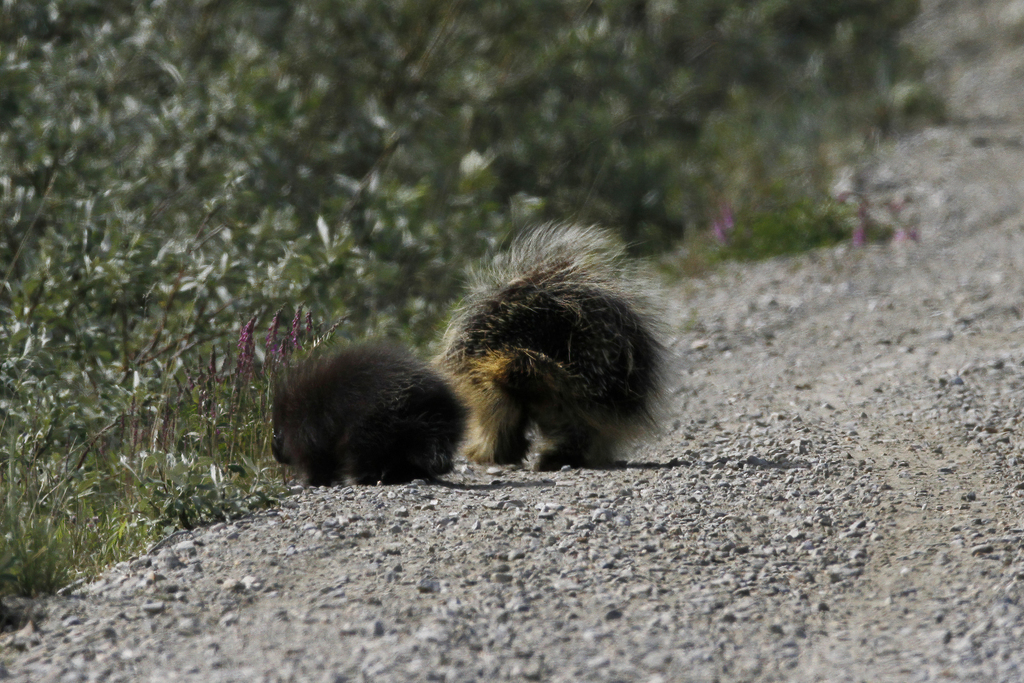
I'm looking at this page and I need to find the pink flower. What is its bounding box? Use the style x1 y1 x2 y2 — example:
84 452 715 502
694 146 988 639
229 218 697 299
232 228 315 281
290 306 303 353
893 228 919 243
712 202 735 245
266 310 281 360
235 315 257 379
852 197 869 247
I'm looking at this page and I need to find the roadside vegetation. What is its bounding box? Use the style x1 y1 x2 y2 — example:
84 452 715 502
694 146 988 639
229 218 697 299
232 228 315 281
0 0 938 597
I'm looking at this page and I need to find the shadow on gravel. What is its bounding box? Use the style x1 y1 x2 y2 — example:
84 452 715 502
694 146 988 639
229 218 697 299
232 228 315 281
618 455 811 470
614 457 691 470
432 479 558 492
436 457 693 490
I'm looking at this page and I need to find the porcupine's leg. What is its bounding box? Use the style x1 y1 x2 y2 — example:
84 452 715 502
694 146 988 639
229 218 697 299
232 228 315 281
534 423 592 470
530 396 611 471
460 382 530 465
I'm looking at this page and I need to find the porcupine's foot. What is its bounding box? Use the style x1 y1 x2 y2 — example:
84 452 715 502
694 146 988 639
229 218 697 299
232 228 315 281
535 424 592 471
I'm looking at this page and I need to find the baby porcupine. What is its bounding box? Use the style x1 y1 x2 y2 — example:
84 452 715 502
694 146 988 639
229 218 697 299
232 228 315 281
272 344 466 486
438 224 667 471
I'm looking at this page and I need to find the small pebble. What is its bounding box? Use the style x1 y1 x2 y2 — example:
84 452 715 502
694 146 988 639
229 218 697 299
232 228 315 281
140 601 165 615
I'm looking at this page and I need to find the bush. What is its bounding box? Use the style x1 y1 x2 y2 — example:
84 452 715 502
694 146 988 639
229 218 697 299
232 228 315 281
709 188 858 261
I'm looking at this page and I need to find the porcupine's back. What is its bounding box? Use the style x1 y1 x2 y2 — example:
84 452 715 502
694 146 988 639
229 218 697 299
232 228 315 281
440 224 666 429
273 344 465 485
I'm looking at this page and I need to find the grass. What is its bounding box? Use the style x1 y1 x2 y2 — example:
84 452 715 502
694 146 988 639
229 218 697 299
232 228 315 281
0 310 338 597
670 182 913 277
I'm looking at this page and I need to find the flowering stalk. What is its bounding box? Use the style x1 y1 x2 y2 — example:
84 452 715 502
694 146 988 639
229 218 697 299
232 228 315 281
235 315 257 380
711 202 735 245
852 197 868 247
288 306 303 358
265 309 282 367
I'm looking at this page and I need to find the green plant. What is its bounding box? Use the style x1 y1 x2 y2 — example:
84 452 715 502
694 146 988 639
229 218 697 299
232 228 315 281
711 192 859 261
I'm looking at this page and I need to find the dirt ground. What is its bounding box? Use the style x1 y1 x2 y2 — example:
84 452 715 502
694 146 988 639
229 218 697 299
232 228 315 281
3 1 1024 681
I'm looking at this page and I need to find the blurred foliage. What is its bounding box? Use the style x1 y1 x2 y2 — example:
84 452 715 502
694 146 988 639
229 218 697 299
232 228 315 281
723 198 853 259
0 0 935 595
708 185 871 262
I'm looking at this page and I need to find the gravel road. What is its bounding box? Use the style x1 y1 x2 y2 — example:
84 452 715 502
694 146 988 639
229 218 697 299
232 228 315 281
3 1 1024 681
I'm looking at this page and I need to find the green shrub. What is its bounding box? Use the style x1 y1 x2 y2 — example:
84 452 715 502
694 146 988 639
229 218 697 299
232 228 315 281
713 192 857 261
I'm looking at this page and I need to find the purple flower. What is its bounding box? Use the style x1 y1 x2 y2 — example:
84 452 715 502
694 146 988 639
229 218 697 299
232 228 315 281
266 310 281 360
852 225 867 247
852 198 869 247
712 202 735 245
893 228 919 243
235 315 257 379
290 306 303 353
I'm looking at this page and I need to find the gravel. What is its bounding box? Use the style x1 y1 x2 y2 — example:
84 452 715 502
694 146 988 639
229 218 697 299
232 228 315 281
4 1 1024 680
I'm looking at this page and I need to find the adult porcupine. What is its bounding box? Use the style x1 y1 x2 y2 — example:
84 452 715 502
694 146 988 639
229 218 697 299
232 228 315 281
272 344 466 485
438 224 667 471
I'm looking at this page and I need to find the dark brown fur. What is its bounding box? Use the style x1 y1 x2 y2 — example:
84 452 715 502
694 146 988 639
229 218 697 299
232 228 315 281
272 344 466 485
438 224 667 471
